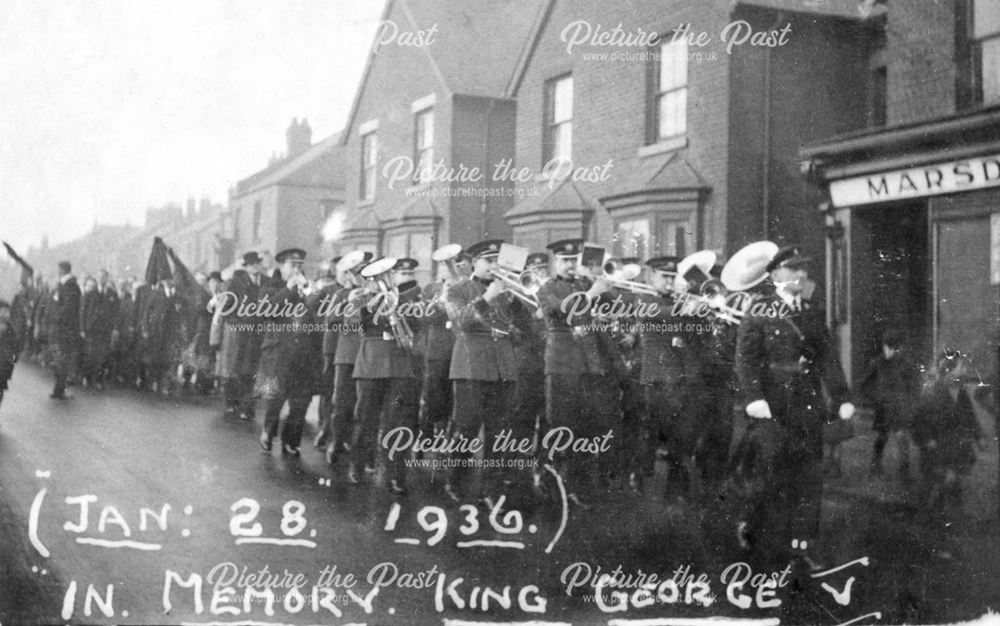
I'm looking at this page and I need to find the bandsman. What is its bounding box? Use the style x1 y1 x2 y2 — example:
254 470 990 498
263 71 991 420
536 239 617 508
323 251 372 465
443 239 520 505
348 257 423 495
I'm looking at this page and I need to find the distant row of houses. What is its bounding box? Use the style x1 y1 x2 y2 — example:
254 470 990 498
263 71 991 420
13 0 1000 382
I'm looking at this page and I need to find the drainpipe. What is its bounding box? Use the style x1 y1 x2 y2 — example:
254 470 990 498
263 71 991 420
761 11 785 239
480 98 498 239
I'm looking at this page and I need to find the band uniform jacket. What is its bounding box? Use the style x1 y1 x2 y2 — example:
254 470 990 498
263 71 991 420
255 276 320 399
537 275 606 376
218 270 264 378
511 300 545 374
418 281 455 363
633 292 706 386
735 292 850 450
316 282 342 360
352 281 422 380
445 277 518 382
328 286 362 366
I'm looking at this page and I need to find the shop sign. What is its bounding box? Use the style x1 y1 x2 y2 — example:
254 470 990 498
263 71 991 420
992 212 1000 285
830 154 1000 207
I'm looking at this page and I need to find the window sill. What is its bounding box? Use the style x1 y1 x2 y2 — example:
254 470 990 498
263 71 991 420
405 182 432 195
637 136 687 158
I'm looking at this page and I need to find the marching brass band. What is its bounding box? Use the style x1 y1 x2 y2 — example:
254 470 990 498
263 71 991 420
232 236 850 568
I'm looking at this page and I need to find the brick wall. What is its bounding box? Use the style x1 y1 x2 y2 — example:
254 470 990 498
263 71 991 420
510 0 735 255
729 6 869 268
884 0 957 125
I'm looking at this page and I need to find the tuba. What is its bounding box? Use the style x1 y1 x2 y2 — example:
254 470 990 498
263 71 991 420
431 243 468 282
359 257 416 352
676 250 746 324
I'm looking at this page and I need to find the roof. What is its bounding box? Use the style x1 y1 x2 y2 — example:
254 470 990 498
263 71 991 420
734 0 874 20
233 133 344 197
802 103 1000 163
405 0 541 97
504 0 866 98
505 179 599 220
341 0 540 142
600 151 710 202
799 103 1000 182
399 195 441 219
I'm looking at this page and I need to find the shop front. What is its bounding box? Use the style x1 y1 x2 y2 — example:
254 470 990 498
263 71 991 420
801 107 1000 385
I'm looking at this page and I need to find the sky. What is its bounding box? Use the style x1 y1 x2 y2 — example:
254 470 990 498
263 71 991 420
0 0 383 252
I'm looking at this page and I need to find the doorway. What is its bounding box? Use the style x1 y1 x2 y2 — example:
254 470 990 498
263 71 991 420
851 202 932 380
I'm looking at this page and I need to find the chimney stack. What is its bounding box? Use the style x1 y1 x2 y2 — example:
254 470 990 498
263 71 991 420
286 117 312 158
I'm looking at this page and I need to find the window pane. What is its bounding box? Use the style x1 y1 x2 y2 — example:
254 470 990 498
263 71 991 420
614 219 650 259
659 40 688 91
982 37 1000 102
553 76 573 123
387 234 408 258
975 0 1000 38
416 147 434 183
658 88 687 139
363 166 375 199
417 110 433 149
556 122 572 161
410 233 433 266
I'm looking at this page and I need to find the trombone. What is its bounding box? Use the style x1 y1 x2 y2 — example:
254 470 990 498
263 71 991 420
492 266 541 308
602 260 659 296
360 258 416 352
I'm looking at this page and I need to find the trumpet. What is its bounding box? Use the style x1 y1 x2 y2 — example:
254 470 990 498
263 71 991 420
360 258 416 352
492 266 540 308
602 261 659 296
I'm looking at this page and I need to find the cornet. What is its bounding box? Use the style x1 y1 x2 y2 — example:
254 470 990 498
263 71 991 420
359 257 416 352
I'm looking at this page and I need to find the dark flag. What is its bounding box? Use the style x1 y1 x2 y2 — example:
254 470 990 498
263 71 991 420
144 237 173 285
166 246 197 297
2 241 34 284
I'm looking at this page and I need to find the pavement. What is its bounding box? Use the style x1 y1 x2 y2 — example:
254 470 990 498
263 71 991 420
0 361 998 625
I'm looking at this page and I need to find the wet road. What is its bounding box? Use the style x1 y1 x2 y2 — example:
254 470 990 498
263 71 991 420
0 362 999 625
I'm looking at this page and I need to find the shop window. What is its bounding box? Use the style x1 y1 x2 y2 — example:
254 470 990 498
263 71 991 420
413 108 434 184
647 39 688 144
360 131 378 201
543 74 573 167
